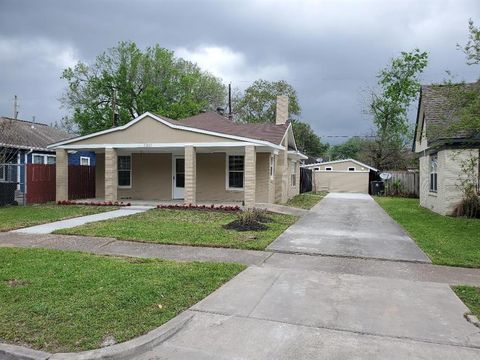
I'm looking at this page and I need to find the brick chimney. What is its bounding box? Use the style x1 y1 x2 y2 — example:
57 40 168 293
275 95 288 125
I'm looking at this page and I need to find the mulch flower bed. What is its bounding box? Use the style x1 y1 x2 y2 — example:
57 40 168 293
156 204 241 212
57 200 131 206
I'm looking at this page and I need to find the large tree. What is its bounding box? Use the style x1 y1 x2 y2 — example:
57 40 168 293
328 137 369 161
367 49 428 170
61 42 226 135
233 80 301 123
291 120 329 158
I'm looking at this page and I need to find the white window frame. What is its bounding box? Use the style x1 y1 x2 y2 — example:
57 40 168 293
80 156 91 166
348 167 356 171
270 154 275 180
226 153 244 191
32 153 56 165
429 153 438 193
325 166 333 171
290 161 296 187
46 155 56 165
0 154 5 181
118 155 132 189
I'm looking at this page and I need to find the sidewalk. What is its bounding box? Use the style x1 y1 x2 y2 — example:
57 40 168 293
1 232 480 286
11 206 153 234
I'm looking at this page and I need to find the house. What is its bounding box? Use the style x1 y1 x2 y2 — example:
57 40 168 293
48 96 307 207
413 83 480 215
0 116 95 197
303 158 378 193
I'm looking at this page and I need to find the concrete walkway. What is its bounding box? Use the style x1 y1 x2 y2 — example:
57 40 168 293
11 206 153 234
268 192 431 262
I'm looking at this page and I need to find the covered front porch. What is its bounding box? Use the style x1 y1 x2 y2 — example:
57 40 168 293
56 143 280 208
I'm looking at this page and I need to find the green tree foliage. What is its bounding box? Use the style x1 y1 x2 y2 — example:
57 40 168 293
291 120 329 157
233 80 301 123
368 49 428 169
328 137 369 160
61 42 226 135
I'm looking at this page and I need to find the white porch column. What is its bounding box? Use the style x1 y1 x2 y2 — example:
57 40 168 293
55 148 68 202
105 148 118 202
244 145 256 208
185 145 196 204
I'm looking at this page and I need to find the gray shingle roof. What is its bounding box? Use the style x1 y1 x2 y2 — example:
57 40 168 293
421 82 479 143
0 117 74 151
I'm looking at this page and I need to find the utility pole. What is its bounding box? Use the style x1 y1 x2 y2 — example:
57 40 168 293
13 95 18 119
228 83 232 120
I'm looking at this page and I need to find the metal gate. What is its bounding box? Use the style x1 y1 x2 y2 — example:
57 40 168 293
300 167 313 193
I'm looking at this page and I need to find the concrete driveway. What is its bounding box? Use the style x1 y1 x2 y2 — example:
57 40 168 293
267 192 431 262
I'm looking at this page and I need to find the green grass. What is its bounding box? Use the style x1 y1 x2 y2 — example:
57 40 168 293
56 209 297 250
0 247 244 353
453 286 480 318
0 204 118 232
375 197 480 267
284 191 327 209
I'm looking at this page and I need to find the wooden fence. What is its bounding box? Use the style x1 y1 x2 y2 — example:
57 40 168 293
26 164 95 204
383 170 419 197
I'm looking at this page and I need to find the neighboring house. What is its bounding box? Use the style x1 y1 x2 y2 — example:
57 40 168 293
48 96 307 207
0 116 95 195
413 83 480 216
303 158 378 193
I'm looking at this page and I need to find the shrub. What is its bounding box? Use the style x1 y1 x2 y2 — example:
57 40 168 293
453 185 480 218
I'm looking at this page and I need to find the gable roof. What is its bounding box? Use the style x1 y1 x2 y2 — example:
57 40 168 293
413 82 480 150
303 158 378 172
49 111 291 149
0 116 74 151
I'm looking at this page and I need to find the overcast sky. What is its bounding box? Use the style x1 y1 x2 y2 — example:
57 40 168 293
0 0 479 144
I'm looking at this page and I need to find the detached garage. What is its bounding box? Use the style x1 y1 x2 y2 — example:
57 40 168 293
304 159 378 193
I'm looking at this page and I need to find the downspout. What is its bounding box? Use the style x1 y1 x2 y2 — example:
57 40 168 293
24 148 33 200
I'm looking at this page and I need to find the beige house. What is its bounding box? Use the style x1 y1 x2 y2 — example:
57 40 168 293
304 159 377 193
413 84 480 216
48 96 306 208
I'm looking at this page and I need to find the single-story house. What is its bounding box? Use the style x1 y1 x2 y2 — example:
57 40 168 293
413 83 480 216
0 116 95 195
303 158 378 193
48 96 307 207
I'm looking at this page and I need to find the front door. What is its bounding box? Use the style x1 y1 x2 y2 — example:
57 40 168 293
172 156 185 199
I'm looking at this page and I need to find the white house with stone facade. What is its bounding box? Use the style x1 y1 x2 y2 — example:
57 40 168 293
48 96 307 208
413 83 480 216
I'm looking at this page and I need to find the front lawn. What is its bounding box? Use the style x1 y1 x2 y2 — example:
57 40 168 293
376 197 480 268
453 286 480 319
285 191 327 209
0 248 244 353
0 204 118 232
56 209 297 250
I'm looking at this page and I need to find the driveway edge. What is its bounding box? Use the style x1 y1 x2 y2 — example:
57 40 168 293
0 311 193 360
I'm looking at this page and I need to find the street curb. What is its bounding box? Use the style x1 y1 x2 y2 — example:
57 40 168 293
0 311 193 360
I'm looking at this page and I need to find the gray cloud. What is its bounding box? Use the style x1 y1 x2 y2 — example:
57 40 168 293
0 0 479 144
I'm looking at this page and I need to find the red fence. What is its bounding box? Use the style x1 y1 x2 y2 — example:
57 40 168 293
26 164 56 204
68 165 95 200
26 164 95 204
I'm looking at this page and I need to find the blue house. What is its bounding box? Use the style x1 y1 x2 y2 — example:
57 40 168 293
0 116 95 198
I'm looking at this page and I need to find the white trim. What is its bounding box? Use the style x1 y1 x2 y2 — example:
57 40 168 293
270 154 275 180
47 112 284 150
225 153 245 191
317 170 369 173
16 153 21 189
80 156 90 166
117 155 132 189
31 153 56 165
172 155 185 200
303 158 378 172
287 150 308 160
54 141 275 150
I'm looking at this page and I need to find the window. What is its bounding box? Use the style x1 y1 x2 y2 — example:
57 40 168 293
314 167 319 171
118 155 132 188
290 161 296 187
46 156 56 165
325 167 333 171
33 154 45 164
429 153 438 192
0 155 4 181
348 167 355 171
80 156 90 166
227 155 244 189
270 155 275 180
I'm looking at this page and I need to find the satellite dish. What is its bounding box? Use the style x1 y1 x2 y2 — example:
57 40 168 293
380 172 392 180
